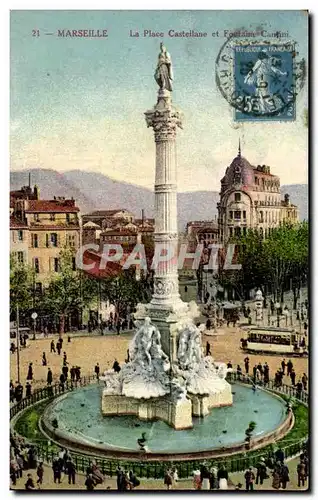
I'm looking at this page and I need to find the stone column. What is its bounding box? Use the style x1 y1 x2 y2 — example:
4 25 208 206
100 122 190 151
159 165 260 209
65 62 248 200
144 89 188 359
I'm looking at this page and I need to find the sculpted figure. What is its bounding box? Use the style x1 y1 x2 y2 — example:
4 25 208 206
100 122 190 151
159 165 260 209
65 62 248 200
154 43 174 91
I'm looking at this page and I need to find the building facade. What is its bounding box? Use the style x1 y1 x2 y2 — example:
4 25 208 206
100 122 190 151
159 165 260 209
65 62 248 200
218 146 299 243
10 186 80 291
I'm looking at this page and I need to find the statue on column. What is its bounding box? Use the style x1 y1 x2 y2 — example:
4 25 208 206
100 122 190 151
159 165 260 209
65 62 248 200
154 43 174 91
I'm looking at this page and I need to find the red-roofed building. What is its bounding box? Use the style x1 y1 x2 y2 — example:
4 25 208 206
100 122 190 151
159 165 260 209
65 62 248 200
10 185 81 291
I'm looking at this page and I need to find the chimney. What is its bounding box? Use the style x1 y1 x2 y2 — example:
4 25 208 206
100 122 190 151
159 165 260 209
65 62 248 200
28 172 31 188
34 184 39 200
141 209 145 226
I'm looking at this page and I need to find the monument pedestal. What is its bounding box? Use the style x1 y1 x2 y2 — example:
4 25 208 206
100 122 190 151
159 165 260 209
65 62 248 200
101 393 193 430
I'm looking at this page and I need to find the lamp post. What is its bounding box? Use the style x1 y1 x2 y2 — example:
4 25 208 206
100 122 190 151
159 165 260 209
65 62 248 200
31 311 38 340
16 304 20 384
210 282 218 333
283 309 289 327
275 301 280 328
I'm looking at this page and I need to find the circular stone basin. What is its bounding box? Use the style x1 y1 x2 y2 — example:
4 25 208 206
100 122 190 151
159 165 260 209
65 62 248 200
44 384 286 454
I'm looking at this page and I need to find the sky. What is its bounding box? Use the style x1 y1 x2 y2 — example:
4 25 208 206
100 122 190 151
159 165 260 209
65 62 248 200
10 10 308 191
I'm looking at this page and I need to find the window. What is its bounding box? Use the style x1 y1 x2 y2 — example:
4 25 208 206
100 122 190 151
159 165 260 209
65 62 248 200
259 211 264 223
242 227 247 236
229 211 233 219
234 227 241 236
50 213 55 221
34 258 40 273
243 211 246 219
34 213 40 222
235 193 241 202
50 233 58 247
18 230 23 241
17 251 24 264
66 213 70 223
234 210 241 220
54 258 59 272
229 227 233 237
35 282 42 294
32 234 38 248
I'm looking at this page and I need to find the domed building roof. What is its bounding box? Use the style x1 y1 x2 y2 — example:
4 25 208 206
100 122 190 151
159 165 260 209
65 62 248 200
221 144 255 191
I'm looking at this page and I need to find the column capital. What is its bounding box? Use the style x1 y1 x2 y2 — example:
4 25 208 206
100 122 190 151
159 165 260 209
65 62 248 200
145 90 183 142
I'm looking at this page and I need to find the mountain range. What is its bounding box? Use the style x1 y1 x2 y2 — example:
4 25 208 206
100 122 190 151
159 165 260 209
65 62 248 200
10 169 308 230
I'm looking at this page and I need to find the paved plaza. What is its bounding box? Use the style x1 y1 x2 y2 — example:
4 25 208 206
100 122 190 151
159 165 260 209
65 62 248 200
10 324 308 389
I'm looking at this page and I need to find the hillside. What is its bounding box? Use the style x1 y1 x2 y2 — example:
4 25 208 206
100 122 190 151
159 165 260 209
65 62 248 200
10 169 308 229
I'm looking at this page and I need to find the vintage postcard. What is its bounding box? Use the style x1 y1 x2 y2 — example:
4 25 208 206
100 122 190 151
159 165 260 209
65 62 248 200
10 10 309 492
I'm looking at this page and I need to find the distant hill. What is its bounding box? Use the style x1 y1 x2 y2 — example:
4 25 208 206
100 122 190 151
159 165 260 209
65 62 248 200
10 169 308 229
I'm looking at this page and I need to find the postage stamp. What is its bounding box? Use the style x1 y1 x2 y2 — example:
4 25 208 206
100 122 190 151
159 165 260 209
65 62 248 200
216 39 306 122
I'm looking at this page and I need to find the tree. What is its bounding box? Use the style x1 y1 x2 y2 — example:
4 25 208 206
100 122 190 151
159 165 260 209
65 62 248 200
10 256 35 318
41 248 98 333
101 268 149 318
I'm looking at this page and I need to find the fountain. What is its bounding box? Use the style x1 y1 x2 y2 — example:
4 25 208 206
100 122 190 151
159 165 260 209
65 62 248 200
37 46 293 460
100 44 232 429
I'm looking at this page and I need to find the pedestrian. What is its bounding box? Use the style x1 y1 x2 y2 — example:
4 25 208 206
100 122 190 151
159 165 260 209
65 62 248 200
52 456 61 483
70 366 76 382
113 359 121 373
237 365 243 380
290 369 296 386
85 473 95 491
36 462 44 487
125 349 130 363
206 341 211 356
296 380 303 399
47 368 53 386
206 319 211 330
297 460 306 487
256 458 268 485
50 340 55 353
209 467 218 490
129 470 140 489
66 458 76 485
281 358 286 375
56 341 61 356
10 382 15 403
302 373 308 391
192 469 201 490
227 361 233 369
217 465 228 490
10 461 17 486
244 467 255 491
279 463 290 489
95 363 100 380
25 382 32 398
16 454 24 479
287 359 293 376
116 320 121 335
63 351 67 365
25 473 36 490
75 366 81 381
164 469 173 490
272 465 281 490
263 363 270 385
42 352 47 366
244 356 250 374
62 364 68 380
26 363 33 381
15 382 23 402
59 373 65 391
253 365 257 382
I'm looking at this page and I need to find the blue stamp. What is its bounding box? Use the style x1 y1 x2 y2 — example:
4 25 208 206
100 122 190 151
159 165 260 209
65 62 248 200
215 40 306 122
233 44 294 121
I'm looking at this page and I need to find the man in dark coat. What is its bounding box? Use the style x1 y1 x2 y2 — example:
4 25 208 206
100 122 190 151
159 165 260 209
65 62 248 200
95 363 100 380
15 382 23 402
62 364 68 380
66 458 76 485
70 366 76 382
50 340 55 353
25 382 32 398
281 359 286 375
290 369 296 386
287 359 293 376
59 373 65 391
244 356 250 374
26 363 33 381
256 458 268 485
206 341 211 356
47 368 53 385
56 341 61 356
52 457 61 484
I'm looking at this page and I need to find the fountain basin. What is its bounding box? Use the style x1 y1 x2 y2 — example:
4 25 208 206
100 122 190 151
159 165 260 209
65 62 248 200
39 383 293 460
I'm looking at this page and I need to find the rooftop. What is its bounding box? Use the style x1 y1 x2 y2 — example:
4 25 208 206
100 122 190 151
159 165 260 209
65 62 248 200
24 199 79 213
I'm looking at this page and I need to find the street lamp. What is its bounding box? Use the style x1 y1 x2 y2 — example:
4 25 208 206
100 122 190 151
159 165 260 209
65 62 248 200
31 312 38 340
283 308 289 327
275 301 280 328
210 282 218 333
